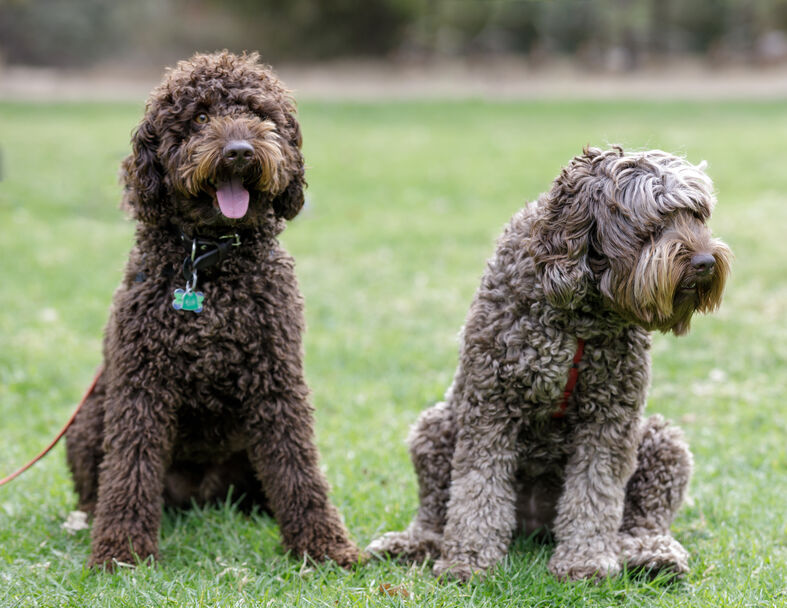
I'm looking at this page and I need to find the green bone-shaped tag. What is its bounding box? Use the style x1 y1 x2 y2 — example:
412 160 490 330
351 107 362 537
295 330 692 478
172 289 204 313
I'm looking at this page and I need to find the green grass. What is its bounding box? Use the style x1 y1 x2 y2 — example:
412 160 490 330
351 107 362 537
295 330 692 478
1 98 786 607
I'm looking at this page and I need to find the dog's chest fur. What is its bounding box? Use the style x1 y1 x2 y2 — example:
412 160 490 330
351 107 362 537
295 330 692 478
106 228 303 417
452 208 652 477
493 322 649 477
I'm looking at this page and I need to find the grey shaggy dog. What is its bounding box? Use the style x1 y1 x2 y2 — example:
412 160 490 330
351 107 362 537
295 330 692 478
368 146 732 582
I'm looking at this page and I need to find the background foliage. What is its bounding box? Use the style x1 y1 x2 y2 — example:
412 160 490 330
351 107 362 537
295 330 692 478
2 0 787 67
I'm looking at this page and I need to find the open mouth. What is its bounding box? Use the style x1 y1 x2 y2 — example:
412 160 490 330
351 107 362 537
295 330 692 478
679 281 697 294
205 176 250 219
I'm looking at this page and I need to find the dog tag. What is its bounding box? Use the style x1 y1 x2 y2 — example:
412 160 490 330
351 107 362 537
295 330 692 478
172 288 204 313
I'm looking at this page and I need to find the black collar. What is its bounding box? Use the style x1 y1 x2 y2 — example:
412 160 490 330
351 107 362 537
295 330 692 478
179 231 242 281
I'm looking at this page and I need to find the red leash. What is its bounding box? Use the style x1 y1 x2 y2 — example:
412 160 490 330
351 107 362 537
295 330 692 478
552 338 585 419
0 366 103 487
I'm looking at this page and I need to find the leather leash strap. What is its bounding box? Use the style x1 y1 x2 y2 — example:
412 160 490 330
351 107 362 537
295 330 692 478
0 366 104 487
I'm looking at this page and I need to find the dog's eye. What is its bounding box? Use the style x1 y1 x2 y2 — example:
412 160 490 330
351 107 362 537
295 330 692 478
194 113 209 125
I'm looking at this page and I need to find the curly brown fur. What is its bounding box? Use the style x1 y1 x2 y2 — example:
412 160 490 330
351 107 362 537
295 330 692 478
65 51 358 570
367 146 731 582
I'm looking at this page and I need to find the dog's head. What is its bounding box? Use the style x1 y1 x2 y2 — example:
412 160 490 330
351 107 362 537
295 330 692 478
530 146 732 335
121 51 304 231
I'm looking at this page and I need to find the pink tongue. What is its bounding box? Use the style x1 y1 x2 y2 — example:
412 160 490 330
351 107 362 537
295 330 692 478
215 177 249 219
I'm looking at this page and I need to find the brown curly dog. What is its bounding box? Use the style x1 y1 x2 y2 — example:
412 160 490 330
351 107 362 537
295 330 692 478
368 147 732 582
65 51 359 570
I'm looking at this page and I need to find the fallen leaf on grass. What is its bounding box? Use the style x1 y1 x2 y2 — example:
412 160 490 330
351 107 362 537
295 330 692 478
378 582 410 598
62 510 89 534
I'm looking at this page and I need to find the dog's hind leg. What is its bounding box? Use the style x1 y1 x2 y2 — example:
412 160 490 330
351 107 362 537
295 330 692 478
65 370 107 515
619 414 693 576
367 400 456 562
201 453 270 513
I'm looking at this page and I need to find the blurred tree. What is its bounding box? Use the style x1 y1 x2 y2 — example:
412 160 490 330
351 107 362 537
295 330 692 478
0 0 123 66
671 0 727 53
207 0 420 59
0 0 785 67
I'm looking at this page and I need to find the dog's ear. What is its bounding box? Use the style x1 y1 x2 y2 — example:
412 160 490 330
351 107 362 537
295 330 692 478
529 152 597 308
272 173 305 220
271 114 305 221
121 112 165 224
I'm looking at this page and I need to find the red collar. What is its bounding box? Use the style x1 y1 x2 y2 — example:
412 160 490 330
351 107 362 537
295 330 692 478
552 338 585 419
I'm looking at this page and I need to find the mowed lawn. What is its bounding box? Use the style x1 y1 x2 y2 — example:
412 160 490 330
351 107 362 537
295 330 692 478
0 98 785 607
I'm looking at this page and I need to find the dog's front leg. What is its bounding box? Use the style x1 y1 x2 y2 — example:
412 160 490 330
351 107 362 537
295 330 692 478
89 385 175 570
245 390 360 568
548 416 639 581
433 410 521 582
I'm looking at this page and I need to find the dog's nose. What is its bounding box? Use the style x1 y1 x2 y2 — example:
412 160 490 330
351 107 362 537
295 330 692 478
690 253 716 277
222 140 254 169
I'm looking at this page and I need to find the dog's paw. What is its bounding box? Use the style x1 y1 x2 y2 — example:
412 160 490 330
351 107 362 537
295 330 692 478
433 557 487 583
326 541 364 569
87 555 133 572
88 531 158 572
548 543 620 581
366 528 441 562
619 534 689 577
366 531 410 557
88 545 153 572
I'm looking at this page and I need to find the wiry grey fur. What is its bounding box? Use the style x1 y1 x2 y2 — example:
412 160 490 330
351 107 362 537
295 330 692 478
367 146 732 582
